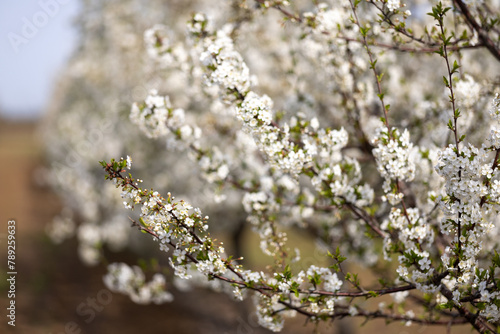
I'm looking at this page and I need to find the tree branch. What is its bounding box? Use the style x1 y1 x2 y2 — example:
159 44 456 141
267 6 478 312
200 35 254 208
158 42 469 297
453 0 500 62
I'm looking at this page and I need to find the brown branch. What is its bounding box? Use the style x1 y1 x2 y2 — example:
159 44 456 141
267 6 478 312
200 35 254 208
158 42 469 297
254 0 302 22
367 0 434 46
453 0 500 62
337 35 483 53
440 284 499 334
257 0 495 58
344 202 388 238
336 308 468 326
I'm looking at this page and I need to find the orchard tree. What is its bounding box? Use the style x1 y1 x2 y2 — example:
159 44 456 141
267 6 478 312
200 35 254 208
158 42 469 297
45 0 500 332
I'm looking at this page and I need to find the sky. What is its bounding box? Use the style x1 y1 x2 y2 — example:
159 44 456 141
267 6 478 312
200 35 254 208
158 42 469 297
0 0 81 120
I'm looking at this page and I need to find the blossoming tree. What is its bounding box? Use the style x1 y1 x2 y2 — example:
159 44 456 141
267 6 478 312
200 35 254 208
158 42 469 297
45 0 500 332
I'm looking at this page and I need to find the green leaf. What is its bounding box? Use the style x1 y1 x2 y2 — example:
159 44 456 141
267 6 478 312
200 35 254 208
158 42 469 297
476 302 486 310
447 119 454 131
435 46 444 57
283 265 293 280
451 60 460 74
444 35 453 46
360 26 371 37
459 29 468 40
492 250 500 267
443 76 449 87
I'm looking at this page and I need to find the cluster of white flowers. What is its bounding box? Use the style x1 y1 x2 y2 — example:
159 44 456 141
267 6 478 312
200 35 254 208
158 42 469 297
255 294 286 332
455 75 482 111
193 18 325 179
373 125 415 183
304 265 343 292
489 95 500 149
187 12 210 36
237 93 315 176
300 2 369 100
103 262 173 304
144 24 172 63
309 125 374 207
374 0 410 14
238 92 373 212
305 2 347 34
372 124 439 294
130 90 177 139
436 144 489 207
489 94 500 121
451 75 482 132
372 124 415 202
106 158 231 284
385 0 402 12
198 22 251 101
434 97 500 312
237 91 274 128
143 23 190 69
197 147 231 183
251 264 343 331
383 208 436 292
242 189 286 256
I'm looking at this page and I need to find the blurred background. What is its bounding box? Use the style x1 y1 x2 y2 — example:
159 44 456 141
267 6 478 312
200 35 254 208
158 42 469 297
0 0 483 333
0 0 80 120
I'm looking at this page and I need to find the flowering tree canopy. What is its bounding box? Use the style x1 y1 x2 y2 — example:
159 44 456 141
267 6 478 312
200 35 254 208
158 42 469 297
45 0 500 332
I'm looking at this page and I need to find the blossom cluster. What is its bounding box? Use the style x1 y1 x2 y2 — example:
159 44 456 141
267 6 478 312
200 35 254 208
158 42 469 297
130 90 191 140
372 125 416 196
382 207 436 293
432 97 500 320
195 17 251 102
489 94 500 148
103 262 173 304
102 157 235 282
